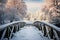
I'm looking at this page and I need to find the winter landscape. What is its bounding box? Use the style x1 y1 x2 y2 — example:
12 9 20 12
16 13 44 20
0 0 60 40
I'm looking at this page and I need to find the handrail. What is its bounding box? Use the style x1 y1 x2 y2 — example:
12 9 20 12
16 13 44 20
0 21 26 40
0 21 26 31
40 21 60 32
0 21 60 32
0 21 60 40
33 21 60 40
39 21 60 40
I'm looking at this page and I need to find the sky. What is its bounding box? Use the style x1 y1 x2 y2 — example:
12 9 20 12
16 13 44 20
23 0 44 13
24 0 43 2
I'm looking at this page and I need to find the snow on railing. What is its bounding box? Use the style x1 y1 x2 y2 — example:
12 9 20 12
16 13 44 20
39 21 60 40
40 21 60 32
0 21 60 40
0 21 26 40
33 21 60 40
0 21 26 31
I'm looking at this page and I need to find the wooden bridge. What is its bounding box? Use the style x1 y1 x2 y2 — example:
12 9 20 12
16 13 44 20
0 21 60 40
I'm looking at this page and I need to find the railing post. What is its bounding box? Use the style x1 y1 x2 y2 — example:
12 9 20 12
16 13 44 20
1 28 7 40
41 24 44 33
41 24 47 36
38 23 41 30
53 30 59 40
6 27 11 40
13 25 17 33
49 28 53 39
45 26 51 39
18 23 20 30
16 24 19 31
43 24 47 36
9 25 14 39
40 24 42 30
19 23 21 30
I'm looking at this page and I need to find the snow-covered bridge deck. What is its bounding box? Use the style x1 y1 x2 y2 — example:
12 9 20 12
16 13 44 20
10 25 50 40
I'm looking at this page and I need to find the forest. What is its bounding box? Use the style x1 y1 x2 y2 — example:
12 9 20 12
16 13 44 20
0 0 27 25
0 0 60 26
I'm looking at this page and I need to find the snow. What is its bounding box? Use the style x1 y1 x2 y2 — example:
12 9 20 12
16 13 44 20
41 21 60 32
0 21 26 31
0 20 34 31
0 21 59 40
26 21 34 25
10 25 50 40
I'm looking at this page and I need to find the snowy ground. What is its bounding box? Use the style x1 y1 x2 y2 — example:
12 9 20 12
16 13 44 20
10 25 50 40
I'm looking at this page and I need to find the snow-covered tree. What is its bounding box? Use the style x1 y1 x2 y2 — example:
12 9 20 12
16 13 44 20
42 0 60 24
0 0 27 24
0 10 4 25
0 0 6 24
5 0 27 19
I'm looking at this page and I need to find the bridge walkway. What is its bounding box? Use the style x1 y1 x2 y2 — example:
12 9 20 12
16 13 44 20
10 25 50 40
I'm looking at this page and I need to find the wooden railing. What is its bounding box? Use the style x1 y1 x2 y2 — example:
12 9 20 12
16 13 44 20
33 21 60 40
0 21 26 40
0 21 60 40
